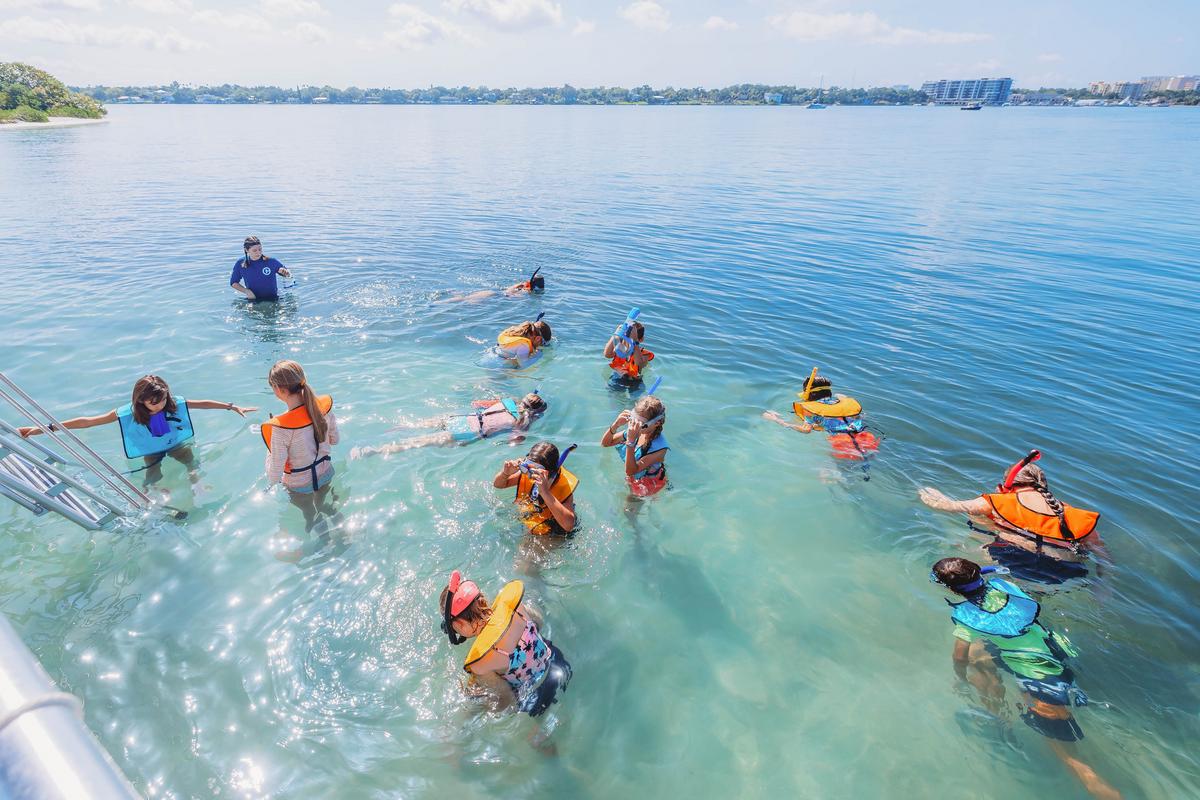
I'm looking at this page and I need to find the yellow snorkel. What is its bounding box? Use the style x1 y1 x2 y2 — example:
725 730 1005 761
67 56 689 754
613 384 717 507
799 367 819 401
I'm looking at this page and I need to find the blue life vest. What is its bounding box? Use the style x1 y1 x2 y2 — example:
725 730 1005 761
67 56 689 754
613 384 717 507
616 433 669 479
116 395 194 458
949 578 1040 638
822 415 865 434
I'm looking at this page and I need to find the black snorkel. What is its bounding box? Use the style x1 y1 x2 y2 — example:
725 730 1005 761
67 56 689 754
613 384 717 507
441 592 466 645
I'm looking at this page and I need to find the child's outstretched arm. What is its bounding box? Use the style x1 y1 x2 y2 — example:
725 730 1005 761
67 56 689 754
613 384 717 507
18 409 118 437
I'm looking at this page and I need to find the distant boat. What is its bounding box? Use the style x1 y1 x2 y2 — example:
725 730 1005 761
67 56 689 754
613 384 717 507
808 74 826 109
961 102 983 111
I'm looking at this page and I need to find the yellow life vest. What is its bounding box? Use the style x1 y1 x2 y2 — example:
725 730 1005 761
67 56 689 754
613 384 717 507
515 468 578 535
497 331 536 356
464 580 524 670
793 396 862 419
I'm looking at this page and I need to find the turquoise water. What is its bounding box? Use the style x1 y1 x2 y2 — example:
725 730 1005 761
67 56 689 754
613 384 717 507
2 105 1199 798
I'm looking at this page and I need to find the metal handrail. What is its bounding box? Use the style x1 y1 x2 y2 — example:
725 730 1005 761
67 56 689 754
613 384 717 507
0 433 126 519
0 373 149 509
0 613 140 799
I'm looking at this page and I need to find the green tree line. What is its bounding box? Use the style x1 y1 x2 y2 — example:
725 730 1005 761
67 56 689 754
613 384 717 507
0 62 106 122
77 82 932 106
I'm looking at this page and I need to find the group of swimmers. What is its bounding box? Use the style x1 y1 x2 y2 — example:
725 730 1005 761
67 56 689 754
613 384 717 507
12 236 1121 794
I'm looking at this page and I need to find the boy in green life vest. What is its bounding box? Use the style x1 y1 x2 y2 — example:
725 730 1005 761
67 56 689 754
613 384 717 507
930 557 1122 800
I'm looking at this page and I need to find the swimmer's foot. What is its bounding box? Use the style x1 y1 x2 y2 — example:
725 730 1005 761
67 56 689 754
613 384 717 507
274 548 303 563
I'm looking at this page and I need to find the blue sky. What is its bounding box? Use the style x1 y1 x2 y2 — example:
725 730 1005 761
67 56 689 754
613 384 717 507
1 0 1195 88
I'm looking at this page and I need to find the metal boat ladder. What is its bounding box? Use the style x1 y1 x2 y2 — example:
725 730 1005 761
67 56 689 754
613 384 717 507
0 372 150 530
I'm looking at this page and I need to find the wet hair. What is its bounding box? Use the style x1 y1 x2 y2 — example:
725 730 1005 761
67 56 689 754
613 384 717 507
633 395 666 437
530 275 545 291
243 235 265 262
438 586 491 626
1009 464 1069 533
526 441 560 473
520 393 548 414
501 320 553 344
130 375 177 427
629 322 645 342
267 360 328 444
932 557 982 593
803 374 833 401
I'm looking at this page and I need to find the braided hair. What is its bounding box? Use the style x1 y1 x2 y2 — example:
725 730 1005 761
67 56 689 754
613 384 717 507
1011 464 1072 538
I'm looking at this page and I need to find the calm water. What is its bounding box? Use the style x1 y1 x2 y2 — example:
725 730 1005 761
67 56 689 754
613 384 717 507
2 105 1199 799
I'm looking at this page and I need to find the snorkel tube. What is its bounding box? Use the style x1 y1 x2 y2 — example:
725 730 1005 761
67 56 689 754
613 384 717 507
998 450 1042 493
526 443 577 503
613 307 641 359
799 367 819 402
526 267 543 292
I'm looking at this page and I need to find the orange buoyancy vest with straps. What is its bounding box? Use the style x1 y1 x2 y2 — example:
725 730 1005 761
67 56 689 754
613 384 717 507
610 349 655 378
514 468 579 535
261 395 334 489
982 492 1099 544
497 331 537 356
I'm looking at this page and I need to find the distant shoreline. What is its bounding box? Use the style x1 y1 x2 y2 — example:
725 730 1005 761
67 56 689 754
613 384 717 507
0 117 108 131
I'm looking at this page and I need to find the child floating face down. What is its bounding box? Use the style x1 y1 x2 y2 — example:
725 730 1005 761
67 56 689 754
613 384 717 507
763 368 880 460
351 393 548 457
918 450 1107 564
600 394 669 495
492 441 578 535
17 374 256 485
438 268 547 304
929 557 1123 800
496 318 552 366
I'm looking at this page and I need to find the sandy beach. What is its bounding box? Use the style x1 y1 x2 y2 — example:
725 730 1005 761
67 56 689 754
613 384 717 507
0 116 107 131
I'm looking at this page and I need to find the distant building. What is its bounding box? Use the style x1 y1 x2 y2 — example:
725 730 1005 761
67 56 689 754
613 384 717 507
1012 91 1070 106
312 96 329 104
1143 75 1199 92
891 84 911 92
763 92 783 104
919 77 1012 105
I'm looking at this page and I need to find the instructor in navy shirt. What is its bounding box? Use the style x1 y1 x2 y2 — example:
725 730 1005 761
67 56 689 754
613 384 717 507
230 235 291 301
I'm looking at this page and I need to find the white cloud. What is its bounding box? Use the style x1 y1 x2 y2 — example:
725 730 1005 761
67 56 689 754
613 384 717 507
1036 52 1063 63
290 20 327 42
445 0 562 30
770 10 988 45
703 15 736 31
0 14 203 50
0 0 100 11
190 8 271 32
619 0 668 31
571 18 593 35
260 0 324 19
385 3 473 49
123 0 191 13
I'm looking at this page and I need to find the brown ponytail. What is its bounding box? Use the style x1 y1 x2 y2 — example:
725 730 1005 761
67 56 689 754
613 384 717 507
268 360 328 443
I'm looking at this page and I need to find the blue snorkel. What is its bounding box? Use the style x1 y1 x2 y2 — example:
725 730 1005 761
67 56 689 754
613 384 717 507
525 443 577 502
613 307 641 359
930 565 1010 594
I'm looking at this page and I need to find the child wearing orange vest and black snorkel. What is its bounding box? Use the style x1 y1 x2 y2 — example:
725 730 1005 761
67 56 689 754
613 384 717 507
262 360 342 560
492 441 578 536
919 450 1109 577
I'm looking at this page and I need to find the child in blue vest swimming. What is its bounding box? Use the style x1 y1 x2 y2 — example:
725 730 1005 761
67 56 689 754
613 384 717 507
16 374 255 485
930 557 1122 800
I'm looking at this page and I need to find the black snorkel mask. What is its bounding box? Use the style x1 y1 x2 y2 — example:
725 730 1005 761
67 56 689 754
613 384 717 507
440 570 480 646
929 565 1010 594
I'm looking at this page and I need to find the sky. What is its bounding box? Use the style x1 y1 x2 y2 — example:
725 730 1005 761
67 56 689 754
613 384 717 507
0 0 1196 89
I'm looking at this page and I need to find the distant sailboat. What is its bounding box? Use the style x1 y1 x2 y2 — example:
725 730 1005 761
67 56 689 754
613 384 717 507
808 74 826 109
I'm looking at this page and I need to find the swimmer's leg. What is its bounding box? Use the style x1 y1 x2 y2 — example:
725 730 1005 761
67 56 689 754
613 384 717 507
1047 739 1123 800
353 432 455 458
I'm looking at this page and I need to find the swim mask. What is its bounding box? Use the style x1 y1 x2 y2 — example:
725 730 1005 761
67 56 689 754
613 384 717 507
147 410 171 437
441 570 481 645
929 564 1009 593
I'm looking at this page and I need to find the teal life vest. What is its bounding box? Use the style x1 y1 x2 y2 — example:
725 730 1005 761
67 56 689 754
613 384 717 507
616 433 669 480
501 397 521 417
948 578 1040 638
117 395 194 458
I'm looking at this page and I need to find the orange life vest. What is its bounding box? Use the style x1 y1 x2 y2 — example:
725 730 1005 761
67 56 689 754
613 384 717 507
514 468 578 535
610 348 655 378
982 492 1099 546
497 331 537 357
261 395 334 490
